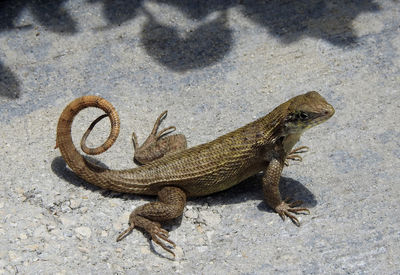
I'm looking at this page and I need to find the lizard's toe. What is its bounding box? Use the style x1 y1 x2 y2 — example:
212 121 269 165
116 222 135 241
150 226 176 257
275 200 310 227
285 146 309 166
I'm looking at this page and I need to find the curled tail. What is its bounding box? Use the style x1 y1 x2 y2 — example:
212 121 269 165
55 95 120 186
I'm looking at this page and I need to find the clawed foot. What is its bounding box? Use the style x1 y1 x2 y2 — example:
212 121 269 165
117 221 176 257
285 146 309 166
275 198 310 226
132 111 176 151
132 110 187 165
148 224 176 257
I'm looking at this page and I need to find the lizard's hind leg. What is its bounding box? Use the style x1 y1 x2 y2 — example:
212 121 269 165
80 110 187 163
117 186 187 257
132 110 187 165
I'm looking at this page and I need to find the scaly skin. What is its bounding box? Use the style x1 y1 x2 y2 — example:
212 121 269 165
56 91 335 256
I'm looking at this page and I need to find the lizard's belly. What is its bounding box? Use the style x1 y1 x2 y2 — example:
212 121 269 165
181 161 266 197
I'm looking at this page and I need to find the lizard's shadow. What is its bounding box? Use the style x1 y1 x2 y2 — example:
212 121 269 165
52 156 137 199
52 156 316 257
190 173 317 211
52 156 317 208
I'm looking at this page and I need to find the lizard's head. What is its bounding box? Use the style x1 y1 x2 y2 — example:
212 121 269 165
283 91 335 134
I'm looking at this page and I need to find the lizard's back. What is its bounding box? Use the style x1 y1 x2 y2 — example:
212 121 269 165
106 120 273 196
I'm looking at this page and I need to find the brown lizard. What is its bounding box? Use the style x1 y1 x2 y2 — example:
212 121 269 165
55 91 335 256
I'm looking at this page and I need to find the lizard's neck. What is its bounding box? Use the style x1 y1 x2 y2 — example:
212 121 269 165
282 132 302 155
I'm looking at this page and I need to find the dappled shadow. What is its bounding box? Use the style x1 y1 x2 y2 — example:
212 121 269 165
0 0 78 100
240 0 381 46
141 9 232 71
92 0 381 70
0 62 20 98
88 0 143 26
0 0 382 100
0 0 77 33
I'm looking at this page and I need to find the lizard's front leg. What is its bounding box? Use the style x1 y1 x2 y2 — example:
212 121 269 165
263 158 309 226
117 187 186 257
132 110 187 165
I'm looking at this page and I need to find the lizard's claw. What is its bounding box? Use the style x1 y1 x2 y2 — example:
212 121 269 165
285 146 309 166
275 198 310 227
116 223 135 242
117 222 176 257
149 225 176 257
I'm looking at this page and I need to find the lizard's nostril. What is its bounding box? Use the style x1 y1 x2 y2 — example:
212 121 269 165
324 105 335 116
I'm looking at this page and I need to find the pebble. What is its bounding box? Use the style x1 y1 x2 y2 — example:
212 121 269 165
184 209 199 219
78 246 90 253
24 244 40 252
69 199 82 209
199 210 221 227
60 216 75 227
113 212 130 230
8 251 19 262
140 246 150 254
33 225 47 238
74 226 92 239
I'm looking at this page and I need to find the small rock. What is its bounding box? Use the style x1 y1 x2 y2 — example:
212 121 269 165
24 244 40 252
199 210 221 227
8 251 19 262
113 212 130 230
184 209 198 219
197 246 208 253
15 187 24 195
69 199 82 209
75 226 91 239
60 216 75 227
33 225 47 238
78 246 89 253
140 246 150 254
196 224 204 233
51 229 64 239
174 246 184 258
79 207 88 213
47 224 56 231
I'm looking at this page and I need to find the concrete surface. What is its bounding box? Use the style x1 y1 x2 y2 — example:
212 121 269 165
1 0 399 274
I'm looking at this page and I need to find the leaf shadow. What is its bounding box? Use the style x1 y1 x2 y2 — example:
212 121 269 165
140 9 232 72
94 0 381 71
0 62 20 99
0 0 77 34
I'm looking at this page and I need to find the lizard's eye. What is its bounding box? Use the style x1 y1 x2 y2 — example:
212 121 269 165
298 112 309 120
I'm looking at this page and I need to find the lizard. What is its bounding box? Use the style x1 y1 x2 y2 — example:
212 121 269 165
55 91 335 256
